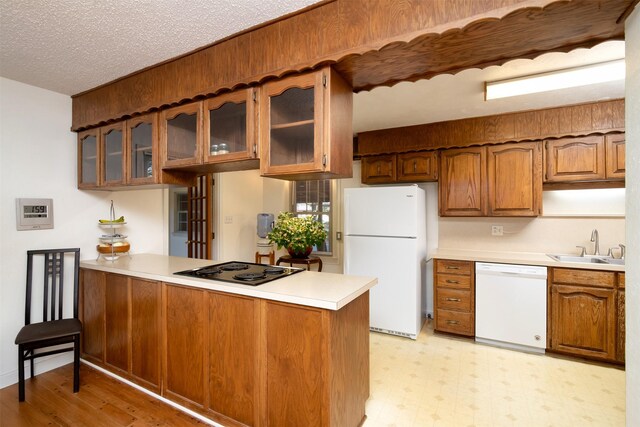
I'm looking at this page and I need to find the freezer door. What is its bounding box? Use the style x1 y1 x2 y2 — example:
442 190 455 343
344 235 421 338
344 186 419 237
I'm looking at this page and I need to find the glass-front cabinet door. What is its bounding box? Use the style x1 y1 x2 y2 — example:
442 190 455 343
260 71 323 176
160 102 203 168
126 113 157 184
203 88 257 166
259 67 353 179
100 122 125 186
78 128 100 188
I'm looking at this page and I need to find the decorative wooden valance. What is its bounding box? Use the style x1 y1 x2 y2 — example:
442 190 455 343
71 0 635 131
357 99 625 155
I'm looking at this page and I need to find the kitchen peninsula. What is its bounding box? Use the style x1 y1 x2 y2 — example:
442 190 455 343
79 254 376 427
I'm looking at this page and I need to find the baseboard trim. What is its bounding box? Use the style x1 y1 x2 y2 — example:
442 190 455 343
80 360 220 427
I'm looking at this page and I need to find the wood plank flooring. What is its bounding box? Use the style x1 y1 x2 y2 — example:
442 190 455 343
0 363 210 426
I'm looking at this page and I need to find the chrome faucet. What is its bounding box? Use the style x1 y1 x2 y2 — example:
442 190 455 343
590 229 600 255
619 243 626 259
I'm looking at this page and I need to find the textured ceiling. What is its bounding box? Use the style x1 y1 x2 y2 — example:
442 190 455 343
0 0 320 95
0 1 626 134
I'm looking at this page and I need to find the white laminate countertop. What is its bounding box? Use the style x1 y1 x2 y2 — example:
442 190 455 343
80 254 377 311
431 249 625 272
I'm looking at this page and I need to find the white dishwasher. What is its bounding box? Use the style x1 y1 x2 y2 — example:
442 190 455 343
475 262 548 353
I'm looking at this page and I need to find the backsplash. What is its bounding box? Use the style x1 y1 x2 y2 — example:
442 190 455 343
438 216 625 255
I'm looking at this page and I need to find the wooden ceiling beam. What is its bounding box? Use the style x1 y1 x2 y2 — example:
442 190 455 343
71 0 635 131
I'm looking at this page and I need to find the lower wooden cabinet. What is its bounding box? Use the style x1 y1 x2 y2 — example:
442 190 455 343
80 271 162 392
105 274 129 373
79 269 105 363
130 278 161 389
208 292 258 425
434 259 475 337
617 288 625 362
548 267 624 363
164 285 207 408
550 284 616 360
80 269 369 426
266 301 324 426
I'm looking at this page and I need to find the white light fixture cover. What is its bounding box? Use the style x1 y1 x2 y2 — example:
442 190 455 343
485 59 625 100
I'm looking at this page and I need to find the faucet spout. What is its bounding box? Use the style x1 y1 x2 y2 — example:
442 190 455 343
590 229 600 256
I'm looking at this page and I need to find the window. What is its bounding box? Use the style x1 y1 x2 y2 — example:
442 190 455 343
291 180 331 255
175 192 188 232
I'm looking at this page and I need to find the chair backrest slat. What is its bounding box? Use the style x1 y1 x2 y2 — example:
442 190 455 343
57 252 65 320
42 253 50 322
25 248 80 325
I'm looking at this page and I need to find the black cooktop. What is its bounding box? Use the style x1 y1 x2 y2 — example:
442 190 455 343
174 261 303 286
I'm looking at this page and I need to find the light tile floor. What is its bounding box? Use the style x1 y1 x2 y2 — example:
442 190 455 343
363 321 625 427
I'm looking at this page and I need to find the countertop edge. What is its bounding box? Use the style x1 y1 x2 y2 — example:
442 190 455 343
431 249 625 272
80 255 377 311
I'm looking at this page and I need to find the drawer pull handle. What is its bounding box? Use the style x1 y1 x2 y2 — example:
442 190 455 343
446 320 459 325
445 297 461 302
445 279 459 284
446 266 460 270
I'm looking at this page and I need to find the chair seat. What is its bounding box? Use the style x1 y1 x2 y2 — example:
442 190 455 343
15 318 82 345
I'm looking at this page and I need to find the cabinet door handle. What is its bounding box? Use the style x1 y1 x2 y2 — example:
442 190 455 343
445 279 459 284
377 164 381 174
445 297 461 302
413 160 417 172
446 266 460 270
446 320 459 325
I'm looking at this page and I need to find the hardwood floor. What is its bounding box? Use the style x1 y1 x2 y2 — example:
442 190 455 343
0 363 209 426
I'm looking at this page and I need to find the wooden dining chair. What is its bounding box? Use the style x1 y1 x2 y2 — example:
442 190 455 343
14 248 82 402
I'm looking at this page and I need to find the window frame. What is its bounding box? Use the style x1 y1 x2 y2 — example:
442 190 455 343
290 179 333 256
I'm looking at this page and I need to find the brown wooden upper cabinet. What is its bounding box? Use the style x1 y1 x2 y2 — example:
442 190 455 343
439 147 487 216
544 134 625 183
361 155 396 184
606 133 625 179
487 142 542 216
361 151 438 184
440 142 541 217
78 128 100 189
203 88 259 170
160 102 203 169
126 113 157 185
398 151 438 182
259 67 353 180
100 122 126 186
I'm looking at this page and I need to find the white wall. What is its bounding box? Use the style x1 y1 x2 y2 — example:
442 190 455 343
439 216 625 254
216 170 288 262
0 78 165 388
625 6 640 425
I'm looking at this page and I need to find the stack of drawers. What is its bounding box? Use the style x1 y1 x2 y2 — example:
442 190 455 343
434 259 475 336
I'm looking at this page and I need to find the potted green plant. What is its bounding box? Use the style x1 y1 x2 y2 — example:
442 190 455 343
267 212 328 258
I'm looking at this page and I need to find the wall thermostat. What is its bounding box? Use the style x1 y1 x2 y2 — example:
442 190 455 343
16 198 54 230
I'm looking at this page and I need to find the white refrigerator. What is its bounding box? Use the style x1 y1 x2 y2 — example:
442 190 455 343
344 185 427 339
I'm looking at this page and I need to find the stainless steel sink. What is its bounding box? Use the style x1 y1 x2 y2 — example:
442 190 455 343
546 254 624 265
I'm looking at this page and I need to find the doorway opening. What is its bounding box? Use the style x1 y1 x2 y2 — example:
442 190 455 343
168 174 215 259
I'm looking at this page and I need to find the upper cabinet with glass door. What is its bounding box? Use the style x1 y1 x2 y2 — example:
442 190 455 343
126 113 156 185
78 128 100 189
203 88 259 171
160 102 203 168
100 122 126 187
259 67 353 180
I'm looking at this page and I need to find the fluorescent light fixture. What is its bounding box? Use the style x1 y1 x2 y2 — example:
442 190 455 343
485 59 625 100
